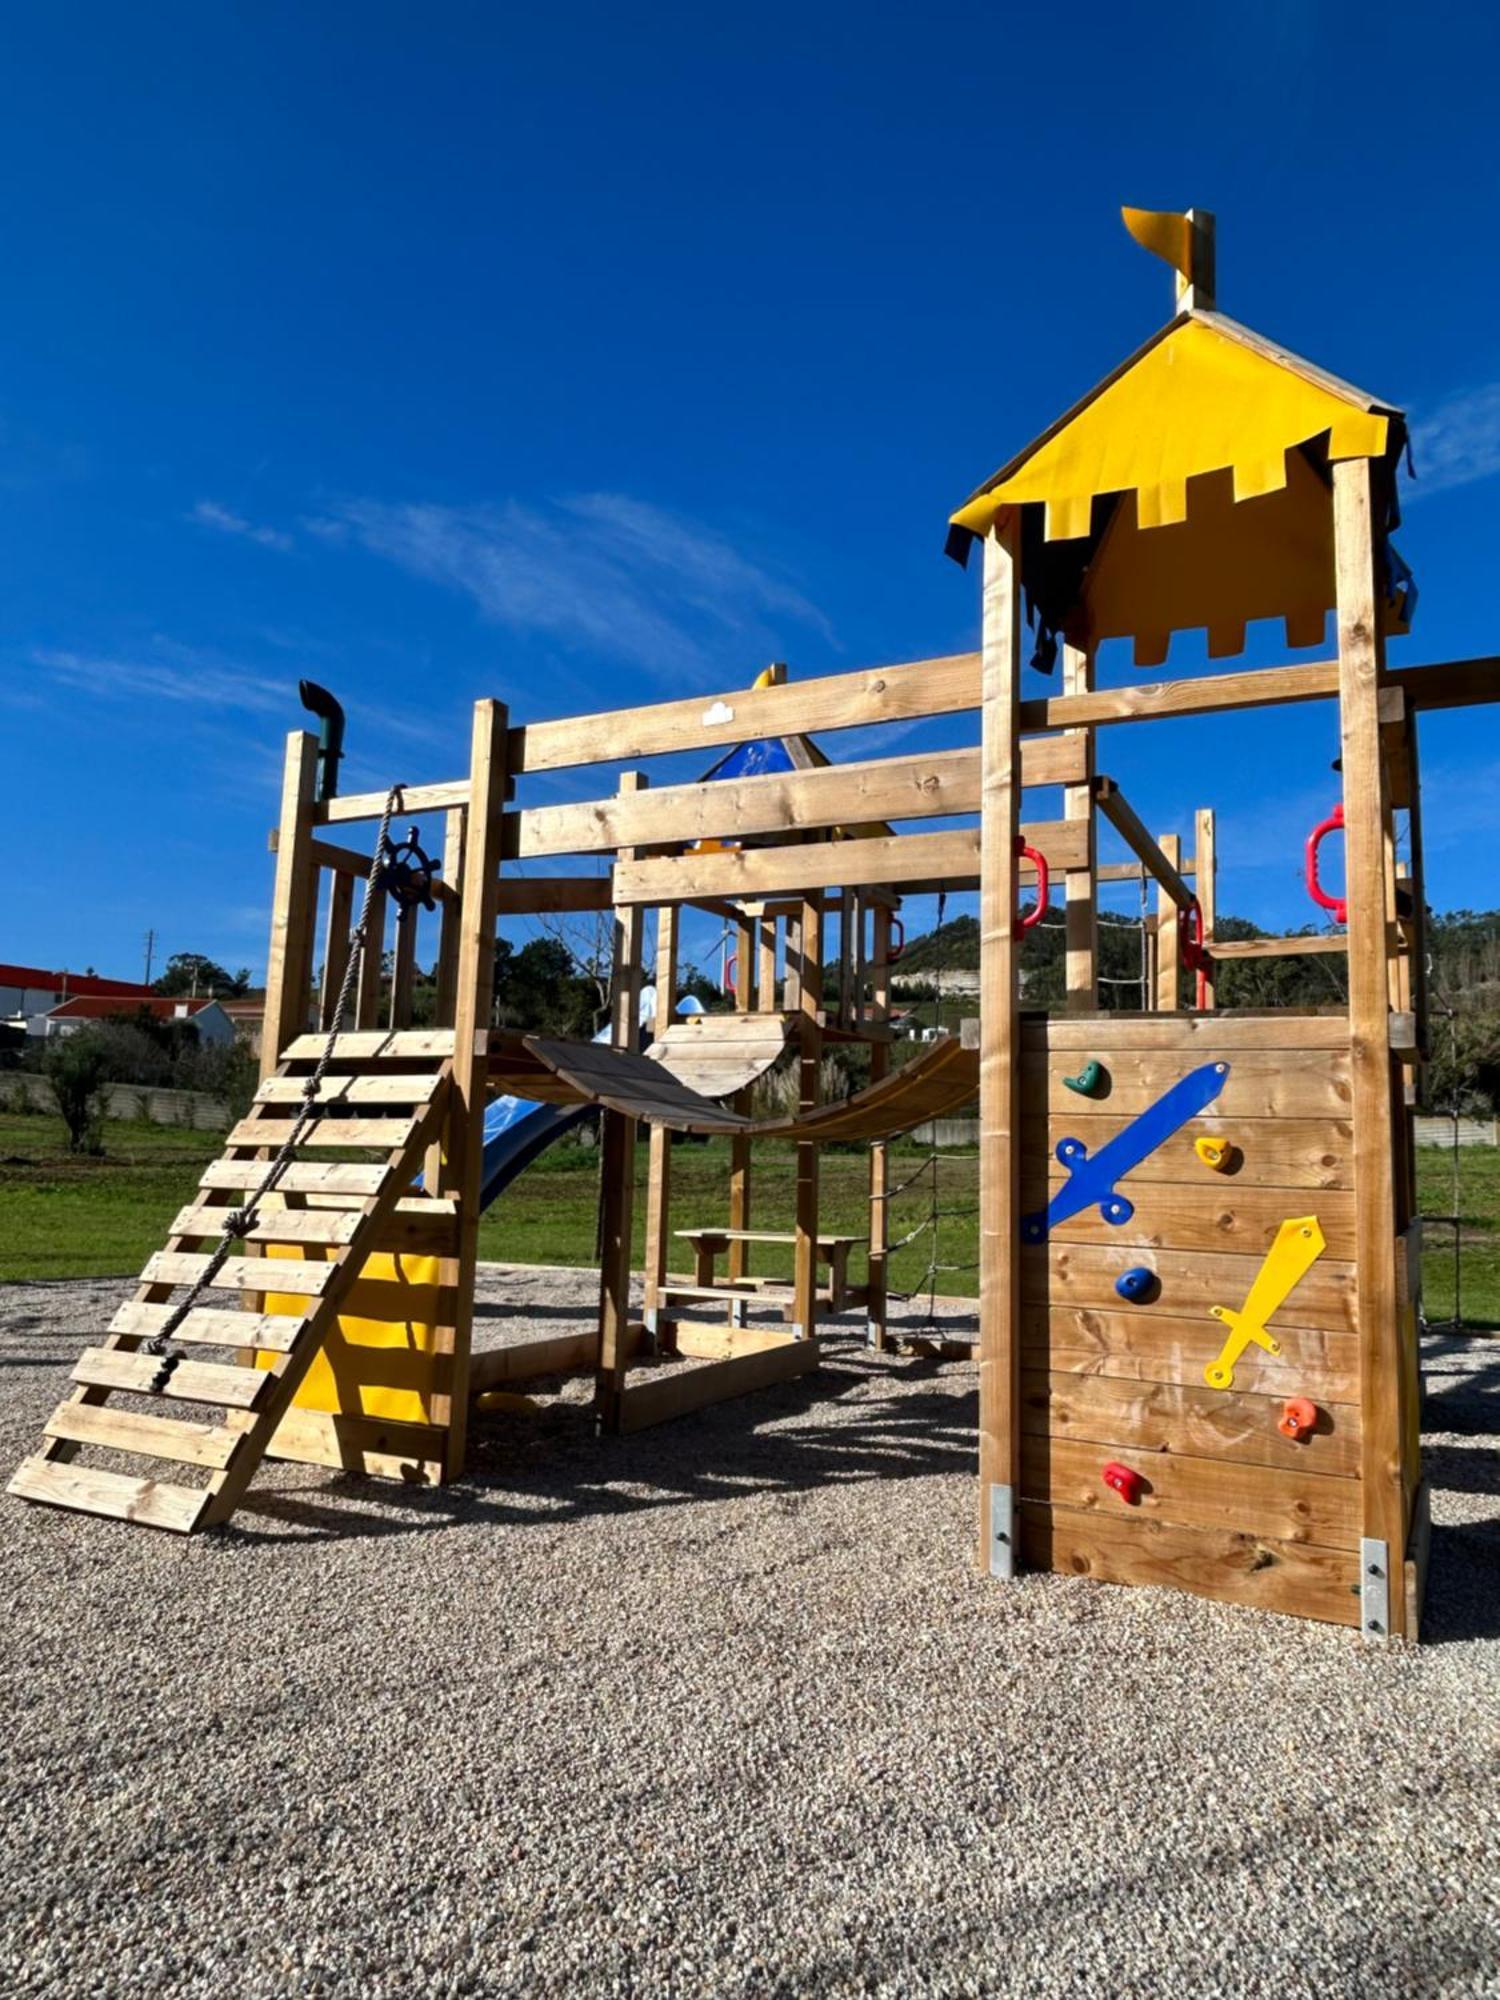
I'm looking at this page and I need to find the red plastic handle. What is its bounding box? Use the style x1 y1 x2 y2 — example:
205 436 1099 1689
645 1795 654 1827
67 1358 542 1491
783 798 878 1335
1018 840 1050 933
1305 802 1348 925
723 952 738 994
887 916 905 964
1181 894 1208 973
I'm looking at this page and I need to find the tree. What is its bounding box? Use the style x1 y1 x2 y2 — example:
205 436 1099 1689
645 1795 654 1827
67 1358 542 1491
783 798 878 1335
42 1030 111 1155
154 953 251 998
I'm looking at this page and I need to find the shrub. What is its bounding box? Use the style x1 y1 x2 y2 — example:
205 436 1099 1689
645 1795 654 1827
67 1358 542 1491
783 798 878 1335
42 1032 111 1155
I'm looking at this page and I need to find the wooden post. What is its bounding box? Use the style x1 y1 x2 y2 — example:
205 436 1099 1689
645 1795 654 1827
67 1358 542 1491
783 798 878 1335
867 901 892 1351
757 916 777 1013
433 809 466 1027
390 909 418 1028
355 889 387 1030
1195 808 1217 1012
792 896 824 1341
1176 208 1216 312
261 732 320 1076
1062 642 1097 1010
978 520 1023 1579
439 699 510 1479
642 903 678 1348
1155 834 1182 1010
318 870 355 1032
596 773 647 1431
727 915 755 1293
1333 455 1407 1640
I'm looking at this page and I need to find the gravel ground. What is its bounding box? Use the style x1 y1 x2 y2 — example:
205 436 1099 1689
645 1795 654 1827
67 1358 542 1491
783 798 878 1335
1 1267 1497 1999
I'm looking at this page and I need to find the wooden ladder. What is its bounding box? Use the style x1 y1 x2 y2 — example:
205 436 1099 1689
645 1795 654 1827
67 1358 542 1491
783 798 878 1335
8 1035 455 1533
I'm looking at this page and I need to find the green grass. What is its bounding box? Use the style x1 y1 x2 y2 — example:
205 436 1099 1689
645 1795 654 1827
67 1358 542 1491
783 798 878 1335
2 1105 1496 1327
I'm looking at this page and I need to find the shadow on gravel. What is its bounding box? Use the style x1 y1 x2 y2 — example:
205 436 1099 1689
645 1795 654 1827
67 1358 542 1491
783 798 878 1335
227 1344 977 1546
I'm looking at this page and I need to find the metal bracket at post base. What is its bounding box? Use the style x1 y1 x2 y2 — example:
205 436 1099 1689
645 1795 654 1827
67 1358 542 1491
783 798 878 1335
988 1482 1016 1581
1359 1536 1391 1642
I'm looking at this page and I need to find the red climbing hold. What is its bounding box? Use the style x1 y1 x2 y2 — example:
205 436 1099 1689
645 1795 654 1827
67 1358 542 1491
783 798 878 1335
1101 1461 1145 1504
1278 1397 1318 1443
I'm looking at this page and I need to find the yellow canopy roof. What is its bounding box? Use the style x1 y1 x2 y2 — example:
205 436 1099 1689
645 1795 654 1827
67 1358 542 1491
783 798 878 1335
949 311 1409 665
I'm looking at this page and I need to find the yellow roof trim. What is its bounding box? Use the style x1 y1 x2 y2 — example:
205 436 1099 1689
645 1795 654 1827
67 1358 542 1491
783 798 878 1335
951 312 1400 546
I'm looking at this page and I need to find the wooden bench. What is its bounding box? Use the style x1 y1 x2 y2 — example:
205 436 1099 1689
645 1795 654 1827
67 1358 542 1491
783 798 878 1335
671 1228 868 1319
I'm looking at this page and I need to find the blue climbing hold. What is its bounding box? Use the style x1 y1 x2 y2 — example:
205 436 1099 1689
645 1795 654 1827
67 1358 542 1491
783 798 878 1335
1115 1266 1156 1304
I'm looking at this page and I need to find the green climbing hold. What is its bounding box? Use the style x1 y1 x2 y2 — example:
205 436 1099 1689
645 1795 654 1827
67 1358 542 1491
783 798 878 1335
1063 1060 1105 1097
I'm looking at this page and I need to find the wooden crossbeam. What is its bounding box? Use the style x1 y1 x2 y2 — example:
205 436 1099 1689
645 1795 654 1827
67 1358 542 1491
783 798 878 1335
1093 779 1196 913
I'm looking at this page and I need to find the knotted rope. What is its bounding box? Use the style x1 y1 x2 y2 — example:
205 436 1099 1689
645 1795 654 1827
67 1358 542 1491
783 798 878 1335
143 785 407 1390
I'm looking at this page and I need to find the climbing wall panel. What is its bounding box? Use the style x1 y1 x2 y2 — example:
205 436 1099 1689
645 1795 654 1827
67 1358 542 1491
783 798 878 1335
1016 1011 1371 1628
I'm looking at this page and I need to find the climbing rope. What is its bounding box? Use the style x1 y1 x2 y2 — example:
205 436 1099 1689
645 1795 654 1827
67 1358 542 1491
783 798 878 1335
141 784 408 1391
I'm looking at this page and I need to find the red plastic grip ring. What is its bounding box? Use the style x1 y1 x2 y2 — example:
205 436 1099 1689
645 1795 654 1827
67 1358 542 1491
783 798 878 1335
1305 802 1348 926
1018 840 1050 933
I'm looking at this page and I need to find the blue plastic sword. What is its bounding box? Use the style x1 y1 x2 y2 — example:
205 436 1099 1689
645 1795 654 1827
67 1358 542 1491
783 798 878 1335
1020 1060 1230 1244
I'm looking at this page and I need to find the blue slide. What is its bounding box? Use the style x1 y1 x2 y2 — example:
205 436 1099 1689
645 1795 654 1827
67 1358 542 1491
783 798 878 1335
474 987 658 1213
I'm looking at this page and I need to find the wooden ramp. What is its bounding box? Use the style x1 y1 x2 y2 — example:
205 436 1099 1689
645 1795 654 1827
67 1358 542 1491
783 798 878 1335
645 1012 792 1096
520 1036 751 1132
8 1039 453 1533
755 1034 977 1142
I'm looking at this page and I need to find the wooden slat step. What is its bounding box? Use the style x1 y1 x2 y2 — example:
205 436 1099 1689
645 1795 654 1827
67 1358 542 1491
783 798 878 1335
168 1204 361 1247
198 1160 389 1196
226 1116 418 1150
7 1456 207 1532
282 1030 455 1060
256 1073 441 1107
45 1402 250 1469
661 1284 764 1305
140 1251 334 1296
73 1347 278 1408
109 1302 307 1350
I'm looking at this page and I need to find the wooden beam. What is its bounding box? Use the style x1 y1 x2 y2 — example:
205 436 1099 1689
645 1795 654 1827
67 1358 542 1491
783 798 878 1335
440 700 509 1479
613 821 1083 907
595 773 647 1431
792 898 823 1340
1155 833 1182 1011
495 874 612 916
1386 655 1499 712
318 870 355 1033
1334 455 1407 1640
1195 807 1217 1012
1020 658 1342 733
728 914 755 1290
260 733 320 1074
1209 934 1347 960
1094 780 1196 912
642 904 678 1347
1062 642 1097 1010
978 521 1023 1581
866 902 892 1352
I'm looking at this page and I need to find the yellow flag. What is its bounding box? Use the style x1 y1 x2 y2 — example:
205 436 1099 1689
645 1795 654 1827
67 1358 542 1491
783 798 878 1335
1121 206 1194 283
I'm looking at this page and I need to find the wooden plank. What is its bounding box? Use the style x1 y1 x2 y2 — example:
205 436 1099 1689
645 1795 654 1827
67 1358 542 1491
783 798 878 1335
1022 1012 1350 1051
255 1073 440 1106
139 1252 333 1297
282 1030 455 1060
1020 1047 1351 1118
1022 1180 1358 1258
506 739 1084 862
72 1346 275 1409
673 1324 801 1360
176 1207 366 1248
978 519 1023 1573
1023 1242 1357 1331
866 901 891 1350
1020 1305 1359 1400
263 1407 447 1483
728 917 755 1286
1333 454 1407 1634
6 1457 206 1533
45 1402 248 1469
199 1160 389 1196
642 903 678 1341
1021 1368 1359 1476
495 874 612 916
355 885 387 1031
1025 1116 1352 1190
1020 1506 1361 1628
616 1338 818 1432
319 870 355 1031
225 1115 418 1150
1024 1435 1361 1549
260 732 319 1069
613 822 1083 908
1019 658 1342 733
468 1333 599 1389
1209 935 1347 960
108 1302 307 1351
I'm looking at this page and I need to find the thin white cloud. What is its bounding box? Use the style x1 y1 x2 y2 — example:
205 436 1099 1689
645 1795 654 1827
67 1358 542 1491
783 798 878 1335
1408 383 1500 497
190 499 294 552
310 492 834 684
32 644 291 714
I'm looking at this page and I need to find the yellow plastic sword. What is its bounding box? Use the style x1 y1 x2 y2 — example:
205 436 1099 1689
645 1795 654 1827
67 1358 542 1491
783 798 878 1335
1203 1217 1326 1390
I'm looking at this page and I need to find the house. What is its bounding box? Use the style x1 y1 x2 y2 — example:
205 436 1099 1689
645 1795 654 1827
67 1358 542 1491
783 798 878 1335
37 995 235 1045
0 962 157 1037
220 997 266 1058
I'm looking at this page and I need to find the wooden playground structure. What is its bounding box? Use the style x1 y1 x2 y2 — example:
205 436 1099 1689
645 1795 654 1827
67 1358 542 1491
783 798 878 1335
12 207 1498 1643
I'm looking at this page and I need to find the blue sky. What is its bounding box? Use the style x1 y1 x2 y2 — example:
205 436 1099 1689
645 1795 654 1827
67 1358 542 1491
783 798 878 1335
4 1 1498 988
